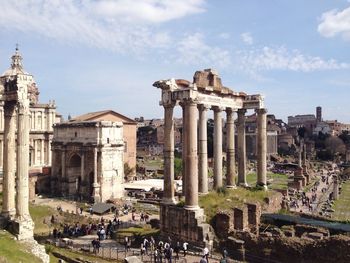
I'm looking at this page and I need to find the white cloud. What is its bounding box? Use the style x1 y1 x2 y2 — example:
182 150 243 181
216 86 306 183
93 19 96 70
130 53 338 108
318 6 350 41
236 46 348 78
241 32 253 45
90 0 205 24
176 33 231 68
218 32 230 39
0 0 205 54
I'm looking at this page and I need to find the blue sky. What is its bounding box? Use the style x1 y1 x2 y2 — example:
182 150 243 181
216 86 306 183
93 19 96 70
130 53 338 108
0 0 350 123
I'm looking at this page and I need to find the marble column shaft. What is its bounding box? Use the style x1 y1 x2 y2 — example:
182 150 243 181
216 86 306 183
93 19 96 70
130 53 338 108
226 108 236 188
16 102 30 219
237 109 247 186
181 104 186 197
92 147 100 202
163 104 175 204
256 108 267 188
198 104 208 194
61 149 66 193
185 101 198 209
2 102 16 218
213 106 223 189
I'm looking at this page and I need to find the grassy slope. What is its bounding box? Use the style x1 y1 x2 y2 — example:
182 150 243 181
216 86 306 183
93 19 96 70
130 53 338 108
0 231 41 263
333 180 350 221
246 172 289 190
199 187 275 223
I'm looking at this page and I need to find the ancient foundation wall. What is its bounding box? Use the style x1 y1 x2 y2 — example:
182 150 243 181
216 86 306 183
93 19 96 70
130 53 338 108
160 204 214 249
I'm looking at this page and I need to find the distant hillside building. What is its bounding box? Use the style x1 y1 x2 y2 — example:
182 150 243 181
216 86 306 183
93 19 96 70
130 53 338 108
0 47 60 174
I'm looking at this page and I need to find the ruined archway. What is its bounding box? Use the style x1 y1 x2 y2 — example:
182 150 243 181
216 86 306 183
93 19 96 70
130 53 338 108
67 153 81 197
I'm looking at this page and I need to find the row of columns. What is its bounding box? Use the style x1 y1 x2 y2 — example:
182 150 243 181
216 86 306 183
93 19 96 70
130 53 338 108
1 100 32 225
163 101 268 209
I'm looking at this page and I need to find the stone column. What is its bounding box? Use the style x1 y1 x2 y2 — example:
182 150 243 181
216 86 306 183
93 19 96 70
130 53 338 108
15 101 32 223
33 139 36 166
163 104 176 204
80 152 85 180
198 104 208 194
61 149 66 194
303 142 307 165
185 100 199 209
180 103 186 197
92 147 101 203
333 175 339 200
41 139 45 165
226 108 236 188
213 106 223 189
1 101 17 218
298 139 303 167
48 138 52 165
256 108 267 190
237 109 248 186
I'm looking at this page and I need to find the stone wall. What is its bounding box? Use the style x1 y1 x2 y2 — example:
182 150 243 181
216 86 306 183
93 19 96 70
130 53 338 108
227 232 350 263
160 204 214 249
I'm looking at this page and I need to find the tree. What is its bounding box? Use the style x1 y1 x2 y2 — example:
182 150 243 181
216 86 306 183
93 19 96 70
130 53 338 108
325 136 346 156
124 162 135 181
174 157 182 178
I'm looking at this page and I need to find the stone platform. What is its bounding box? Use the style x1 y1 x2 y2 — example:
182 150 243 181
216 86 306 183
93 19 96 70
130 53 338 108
160 204 214 249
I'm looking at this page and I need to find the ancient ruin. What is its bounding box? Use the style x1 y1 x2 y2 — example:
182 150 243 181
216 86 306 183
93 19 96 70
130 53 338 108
154 69 268 247
0 47 34 239
51 120 125 202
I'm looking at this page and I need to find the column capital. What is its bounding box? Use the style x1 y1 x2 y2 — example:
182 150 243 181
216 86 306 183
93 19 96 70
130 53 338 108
163 102 176 109
197 104 210 111
225 107 235 114
255 108 267 114
237 108 247 115
212 106 225 112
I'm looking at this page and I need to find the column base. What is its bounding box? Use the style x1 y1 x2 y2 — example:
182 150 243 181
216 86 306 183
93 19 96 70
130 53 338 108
13 216 34 241
238 182 249 187
161 197 177 205
184 205 200 210
226 185 237 189
199 191 209 196
256 183 268 191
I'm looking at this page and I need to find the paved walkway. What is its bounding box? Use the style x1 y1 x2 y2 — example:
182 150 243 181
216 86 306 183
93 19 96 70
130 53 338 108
33 197 159 222
289 168 336 215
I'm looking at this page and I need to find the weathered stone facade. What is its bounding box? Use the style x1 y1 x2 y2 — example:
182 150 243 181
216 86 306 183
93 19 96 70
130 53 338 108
69 110 136 178
51 121 124 202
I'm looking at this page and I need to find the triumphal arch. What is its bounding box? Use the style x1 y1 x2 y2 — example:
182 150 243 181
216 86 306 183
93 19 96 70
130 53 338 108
154 69 267 247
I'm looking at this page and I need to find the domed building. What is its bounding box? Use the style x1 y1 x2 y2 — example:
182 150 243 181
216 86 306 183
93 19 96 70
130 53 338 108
0 47 61 175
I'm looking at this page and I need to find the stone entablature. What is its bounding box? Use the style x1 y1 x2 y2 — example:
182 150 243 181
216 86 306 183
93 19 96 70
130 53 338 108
51 121 124 202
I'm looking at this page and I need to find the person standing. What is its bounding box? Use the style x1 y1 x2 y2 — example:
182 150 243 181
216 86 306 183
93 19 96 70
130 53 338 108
183 241 188 257
203 247 209 263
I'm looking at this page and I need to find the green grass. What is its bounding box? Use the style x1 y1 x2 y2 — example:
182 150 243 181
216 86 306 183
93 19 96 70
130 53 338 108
29 204 56 235
246 172 289 190
0 230 42 263
47 245 118 263
199 187 275 223
116 225 160 237
333 180 350 221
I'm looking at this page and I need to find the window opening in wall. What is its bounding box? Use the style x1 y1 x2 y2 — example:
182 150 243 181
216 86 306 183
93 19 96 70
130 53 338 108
107 138 110 143
75 132 77 137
